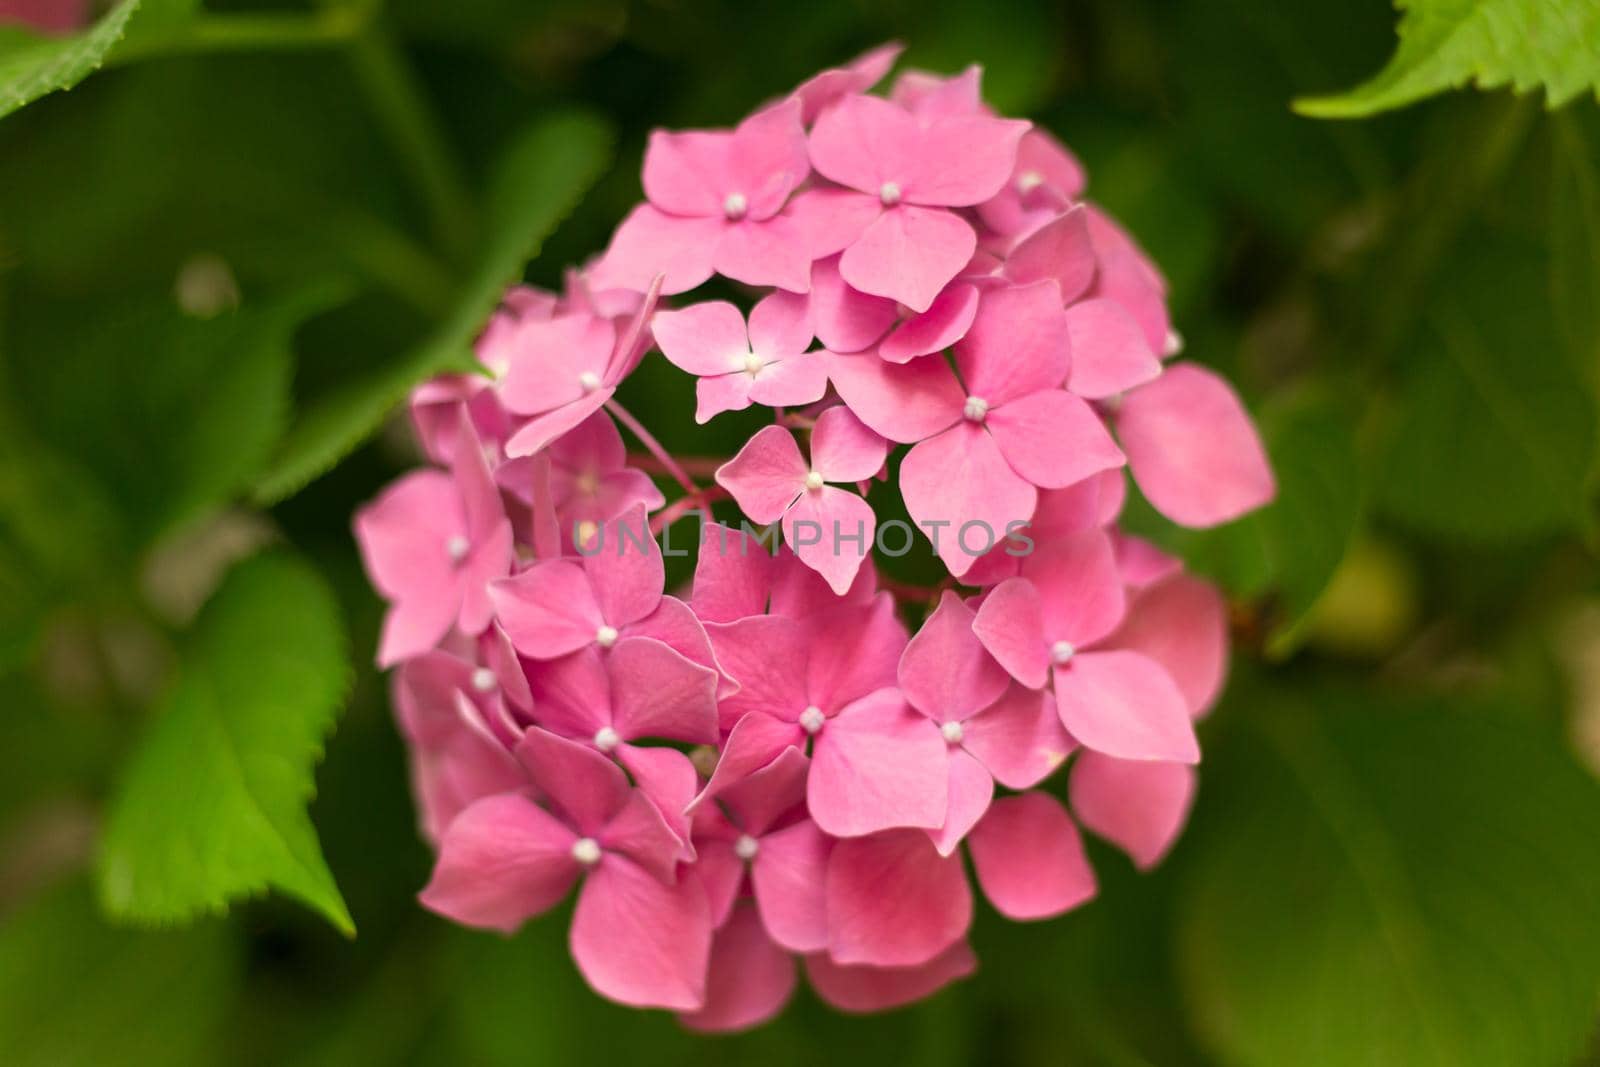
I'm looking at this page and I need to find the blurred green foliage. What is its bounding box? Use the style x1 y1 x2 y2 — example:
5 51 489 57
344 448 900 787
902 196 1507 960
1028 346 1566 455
0 0 1598 1064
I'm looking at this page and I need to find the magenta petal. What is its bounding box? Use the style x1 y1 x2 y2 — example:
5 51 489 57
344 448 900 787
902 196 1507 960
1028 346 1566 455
899 423 1037 579
784 485 874 597
808 254 897 353
809 689 948 837
1069 751 1196 869
750 819 832 953
1108 573 1228 717
679 904 797 1033
652 301 749 376
1003 205 1097 304
971 578 1050 689
419 793 580 933
824 349 964 444
967 792 1096 920
960 685 1074 790
1053 650 1200 764
897 591 1010 723
927 748 993 856
879 281 979 363
988 390 1124 490
716 425 806 525
609 637 719 744
1064 298 1161 399
805 941 977 1013
591 204 720 295
954 280 1072 404
825 829 972 967
489 560 604 659
514 727 631 836
840 205 976 314
810 404 888 482
1116 363 1276 527
570 854 712 1011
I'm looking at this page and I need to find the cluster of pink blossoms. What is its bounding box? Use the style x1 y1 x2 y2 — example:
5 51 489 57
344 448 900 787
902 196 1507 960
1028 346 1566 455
355 44 1274 1029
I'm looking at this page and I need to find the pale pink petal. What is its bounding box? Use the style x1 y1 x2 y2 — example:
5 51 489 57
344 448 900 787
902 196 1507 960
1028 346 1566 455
715 215 815 293
824 349 963 444
608 637 719 744
694 372 757 423
748 288 813 359
953 280 1071 405
652 301 751 377
728 98 810 218
927 748 993 856
899 423 1037 579
904 114 1029 206
810 404 888 482
747 353 830 410
691 523 774 623
805 941 976 1013
514 727 631 836
642 128 731 217
1053 650 1199 764
1002 206 1096 305
715 425 807 524
840 205 977 314
1023 529 1127 649
1113 531 1183 588
377 593 461 668
967 792 1096 920
679 904 796 1032
808 92 919 195
807 254 896 353
354 470 460 602
1084 203 1171 352
784 485 875 596
419 792 579 933
790 42 904 125
750 819 832 953
501 388 613 459
1107 573 1228 717
784 187 882 259
987 390 1124 489
971 578 1049 688
570 855 711 1011
1116 363 1276 527
591 204 720 295
878 281 980 363
891 65 983 118
897 591 1009 722
496 313 617 417
825 829 972 966
809 689 948 837
489 560 605 660
960 686 1074 789
1070 751 1196 869
1065 298 1161 399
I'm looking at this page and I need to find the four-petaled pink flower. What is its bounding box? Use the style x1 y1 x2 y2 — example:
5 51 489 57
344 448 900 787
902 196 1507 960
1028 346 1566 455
652 290 827 423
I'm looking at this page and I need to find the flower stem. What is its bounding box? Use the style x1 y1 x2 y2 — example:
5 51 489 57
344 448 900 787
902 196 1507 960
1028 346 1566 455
650 486 730 537
607 400 699 496
627 453 725 479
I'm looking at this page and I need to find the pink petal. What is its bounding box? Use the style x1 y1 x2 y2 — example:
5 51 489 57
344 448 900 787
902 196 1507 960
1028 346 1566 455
840 205 977 314
693 712 805 809
971 578 1049 688
1069 751 1196 869
1023 529 1127 648
480 622 533 712
966 792 1096 920
927 748 993 856
570 854 712 1011
987 390 1124 489
705 615 811 725
783 485 875 596
714 426 805 525
784 187 882 259
715 215 815 293
679 904 797 1032
1064 298 1161 399
1113 531 1183 588
489 559 605 660
960 685 1074 790
609 637 719 744
810 404 888 482
824 829 972 966
502 388 614 460
824 349 963 444
1084 204 1171 352
805 941 976 1013
1107 573 1228 717
904 114 1029 207
747 353 830 410
524 646 612 740
626 596 719 679
513 727 631 836
748 288 813 360
652 300 750 377
497 313 617 416
377 592 460 669
691 835 745 930
1116 363 1276 527
790 42 905 125
691 523 773 623
879 281 980 363
750 819 832 953
591 205 720 295
803 594 907 712
354 470 460 603
809 689 948 837
1002 205 1096 305
727 98 811 219
891 65 984 118
598 781 691 882
899 423 1037 579
642 128 732 218
1053 650 1200 764
694 372 757 423
897 591 1009 722
718 745 811 837
460 521 516 635
953 280 1071 405
808 93 919 195
419 793 579 933
807 254 896 353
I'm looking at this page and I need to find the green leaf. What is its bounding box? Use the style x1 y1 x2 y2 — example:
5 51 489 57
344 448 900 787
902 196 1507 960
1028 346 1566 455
98 552 354 935
1178 683 1600 1067
1295 0 1600 118
0 880 237 1066
0 0 140 119
255 110 613 503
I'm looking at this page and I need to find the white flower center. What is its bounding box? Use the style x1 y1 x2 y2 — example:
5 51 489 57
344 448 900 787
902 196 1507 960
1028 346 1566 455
1016 169 1044 193
940 720 965 745
595 625 619 648
577 370 602 393
445 535 470 563
1164 329 1185 357
734 834 760 861
1051 640 1076 665
743 351 765 376
879 181 902 206
963 396 989 422
471 667 497 693
798 705 826 734
723 192 748 219
593 726 620 752
571 837 602 866
804 470 825 491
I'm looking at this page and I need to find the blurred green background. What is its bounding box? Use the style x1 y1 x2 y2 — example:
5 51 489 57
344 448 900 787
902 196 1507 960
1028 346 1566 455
2 0 1599 1064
